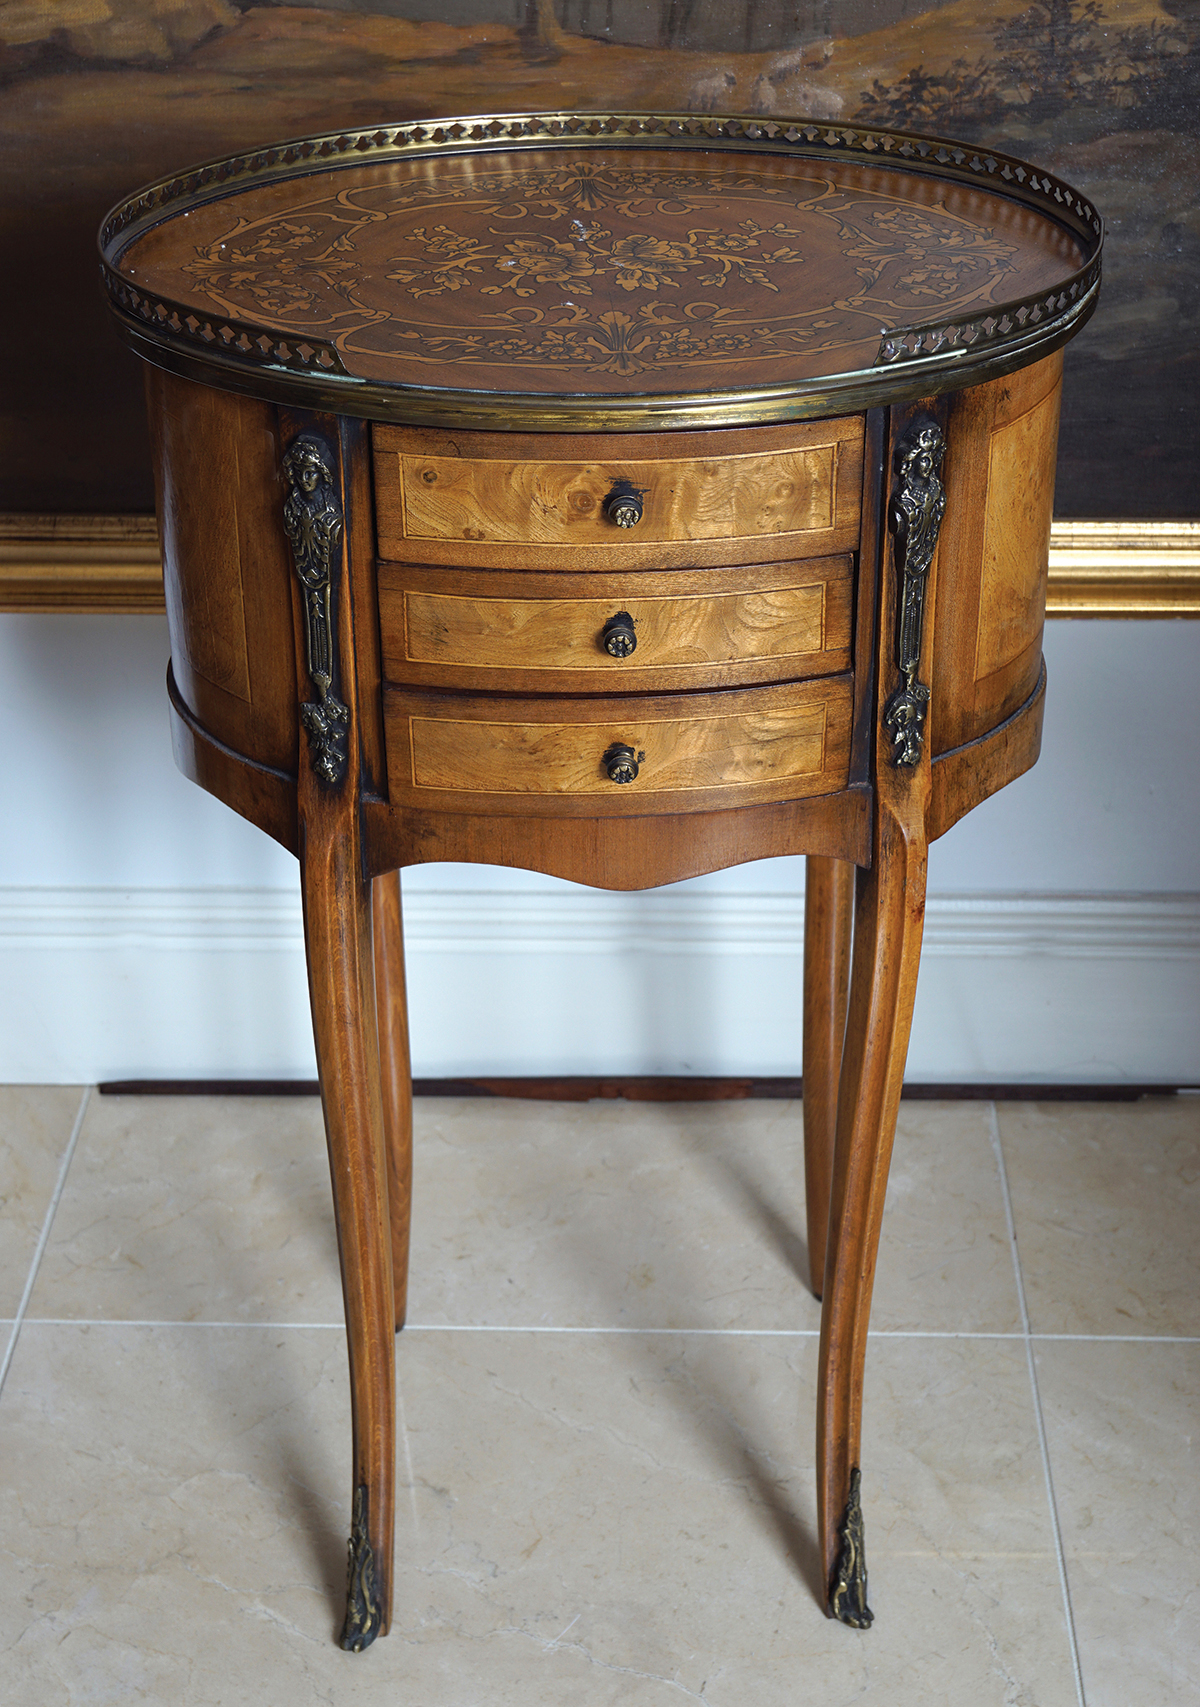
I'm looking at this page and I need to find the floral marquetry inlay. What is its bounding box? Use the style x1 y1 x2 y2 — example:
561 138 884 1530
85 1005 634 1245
116 149 1083 395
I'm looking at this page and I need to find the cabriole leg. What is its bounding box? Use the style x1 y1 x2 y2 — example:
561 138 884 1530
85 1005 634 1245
802 855 854 1299
303 825 396 1650
373 869 414 1332
816 804 927 1628
283 414 397 1649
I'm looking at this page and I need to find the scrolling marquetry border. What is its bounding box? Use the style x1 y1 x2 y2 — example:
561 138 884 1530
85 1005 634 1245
1 519 1196 617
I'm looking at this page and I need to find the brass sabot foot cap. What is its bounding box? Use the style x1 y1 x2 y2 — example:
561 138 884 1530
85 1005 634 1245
828 1467 874 1629
340 1485 384 1652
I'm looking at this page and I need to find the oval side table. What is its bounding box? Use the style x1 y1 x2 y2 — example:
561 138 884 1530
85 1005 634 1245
99 111 1102 1649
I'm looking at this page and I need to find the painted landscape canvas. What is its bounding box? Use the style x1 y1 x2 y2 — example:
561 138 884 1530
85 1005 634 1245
1 0 1195 515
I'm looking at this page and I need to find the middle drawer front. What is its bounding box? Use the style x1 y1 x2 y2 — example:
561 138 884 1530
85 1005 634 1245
379 558 853 694
384 678 853 818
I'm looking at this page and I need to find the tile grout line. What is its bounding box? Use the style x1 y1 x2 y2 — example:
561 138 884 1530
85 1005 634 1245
989 1101 1087 1707
1029 1332 1200 1344
15 1315 1200 1342
0 1085 91 1400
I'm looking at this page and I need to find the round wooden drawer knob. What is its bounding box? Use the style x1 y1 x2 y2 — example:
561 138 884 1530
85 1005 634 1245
601 612 637 658
604 483 644 528
603 742 642 784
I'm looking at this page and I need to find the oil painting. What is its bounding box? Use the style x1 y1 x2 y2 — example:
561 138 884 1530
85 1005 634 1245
1 0 1195 515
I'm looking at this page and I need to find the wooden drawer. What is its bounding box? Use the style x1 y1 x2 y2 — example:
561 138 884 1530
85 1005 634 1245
383 679 852 818
373 421 863 570
378 558 854 694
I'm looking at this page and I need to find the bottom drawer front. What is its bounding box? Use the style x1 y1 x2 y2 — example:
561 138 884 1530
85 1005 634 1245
386 681 852 817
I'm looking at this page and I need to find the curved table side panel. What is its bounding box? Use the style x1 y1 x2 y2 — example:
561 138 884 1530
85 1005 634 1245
927 663 1047 843
146 367 300 777
168 664 299 854
931 352 1062 759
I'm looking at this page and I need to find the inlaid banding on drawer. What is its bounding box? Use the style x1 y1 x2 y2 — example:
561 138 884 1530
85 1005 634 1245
379 559 854 693
384 680 853 818
373 421 864 568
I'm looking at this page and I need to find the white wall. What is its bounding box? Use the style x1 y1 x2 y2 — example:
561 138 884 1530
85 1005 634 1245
1 614 1197 1084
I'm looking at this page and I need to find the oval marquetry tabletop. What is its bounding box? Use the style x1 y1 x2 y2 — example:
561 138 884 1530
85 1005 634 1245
101 112 1102 430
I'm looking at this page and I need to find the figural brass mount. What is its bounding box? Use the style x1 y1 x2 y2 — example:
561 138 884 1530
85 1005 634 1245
883 421 946 767
282 434 350 786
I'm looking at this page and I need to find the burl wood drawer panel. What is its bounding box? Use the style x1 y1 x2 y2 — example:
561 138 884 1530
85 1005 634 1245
377 558 854 694
373 421 864 570
383 678 852 818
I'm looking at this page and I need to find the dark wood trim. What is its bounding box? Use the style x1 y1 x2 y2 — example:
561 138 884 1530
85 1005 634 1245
97 1076 1193 1101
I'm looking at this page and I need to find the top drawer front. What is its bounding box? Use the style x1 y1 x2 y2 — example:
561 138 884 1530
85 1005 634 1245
373 420 863 569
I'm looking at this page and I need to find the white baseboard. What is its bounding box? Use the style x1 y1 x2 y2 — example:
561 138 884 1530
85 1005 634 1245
2 886 1196 1084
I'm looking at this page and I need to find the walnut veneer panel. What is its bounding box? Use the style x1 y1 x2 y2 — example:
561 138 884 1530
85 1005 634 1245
930 353 1063 757
373 421 863 569
378 558 853 694
384 678 851 818
145 368 298 774
974 387 1061 683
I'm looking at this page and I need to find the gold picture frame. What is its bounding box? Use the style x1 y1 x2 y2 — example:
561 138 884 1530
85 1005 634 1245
1 516 1195 618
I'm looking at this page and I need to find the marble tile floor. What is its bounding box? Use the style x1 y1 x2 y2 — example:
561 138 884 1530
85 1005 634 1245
0 1086 1195 1706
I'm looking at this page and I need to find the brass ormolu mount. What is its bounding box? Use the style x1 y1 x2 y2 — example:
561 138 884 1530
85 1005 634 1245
829 1467 874 1628
883 421 946 767
282 434 350 786
341 1484 383 1652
